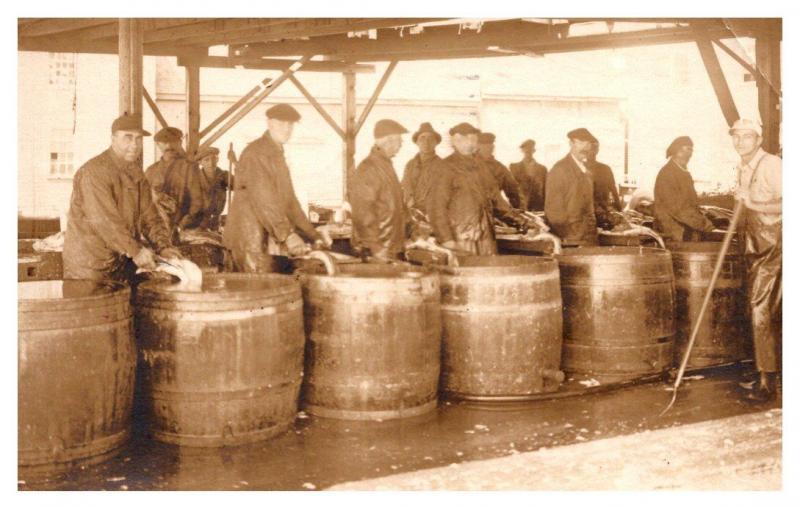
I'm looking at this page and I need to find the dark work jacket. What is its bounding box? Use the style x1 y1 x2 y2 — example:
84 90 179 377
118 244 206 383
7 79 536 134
145 155 204 229
401 152 443 215
589 160 622 229
223 132 320 258
63 149 172 281
480 155 522 209
510 158 548 211
196 166 231 231
348 146 408 259
544 154 597 244
653 159 714 242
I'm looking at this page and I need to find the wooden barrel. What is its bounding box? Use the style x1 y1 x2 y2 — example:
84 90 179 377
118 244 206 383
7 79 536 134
300 264 441 420
134 273 304 447
439 255 564 399
557 247 676 381
669 242 750 367
19 280 135 473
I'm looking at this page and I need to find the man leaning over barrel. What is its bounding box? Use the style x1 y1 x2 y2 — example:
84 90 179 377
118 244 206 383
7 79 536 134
223 103 328 273
63 114 180 283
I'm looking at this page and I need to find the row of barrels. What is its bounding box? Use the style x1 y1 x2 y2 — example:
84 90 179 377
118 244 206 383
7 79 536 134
18 242 750 473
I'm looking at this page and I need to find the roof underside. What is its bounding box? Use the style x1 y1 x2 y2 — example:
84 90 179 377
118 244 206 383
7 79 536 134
18 17 781 67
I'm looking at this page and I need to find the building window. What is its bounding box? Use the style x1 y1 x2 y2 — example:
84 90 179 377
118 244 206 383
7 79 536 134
48 52 76 90
49 129 75 177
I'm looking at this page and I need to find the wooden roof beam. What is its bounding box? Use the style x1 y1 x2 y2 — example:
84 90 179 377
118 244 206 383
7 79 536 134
18 18 112 37
176 55 374 73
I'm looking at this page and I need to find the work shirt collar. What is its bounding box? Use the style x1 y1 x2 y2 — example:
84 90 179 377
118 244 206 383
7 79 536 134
570 153 589 174
740 148 767 172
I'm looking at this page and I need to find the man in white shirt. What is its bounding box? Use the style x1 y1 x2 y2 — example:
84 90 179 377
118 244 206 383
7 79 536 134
731 119 782 403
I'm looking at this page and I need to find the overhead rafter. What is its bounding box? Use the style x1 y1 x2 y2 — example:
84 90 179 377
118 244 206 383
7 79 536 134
176 55 375 74
18 18 111 37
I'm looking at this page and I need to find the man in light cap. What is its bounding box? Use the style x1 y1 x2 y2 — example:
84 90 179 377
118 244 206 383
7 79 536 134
63 114 179 283
223 103 327 272
652 136 714 242
348 119 410 261
145 126 204 235
427 122 533 255
193 146 231 231
402 122 443 216
544 128 599 245
510 139 547 212
476 132 522 209
730 119 782 402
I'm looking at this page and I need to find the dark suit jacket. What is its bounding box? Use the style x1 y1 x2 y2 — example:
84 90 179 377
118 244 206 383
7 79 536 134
510 158 548 211
653 159 714 241
544 154 597 244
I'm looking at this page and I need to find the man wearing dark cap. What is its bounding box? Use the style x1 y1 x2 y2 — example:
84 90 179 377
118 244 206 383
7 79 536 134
427 122 533 255
193 146 231 231
544 128 599 245
587 139 623 230
402 122 443 216
653 136 714 242
63 114 179 282
476 132 522 209
145 126 204 235
223 103 326 272
348 119 410 261
510 139 548 212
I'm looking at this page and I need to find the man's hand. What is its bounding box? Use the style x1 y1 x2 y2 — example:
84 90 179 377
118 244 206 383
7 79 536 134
132 247 157 270
285 232 310 257
159 247 183 261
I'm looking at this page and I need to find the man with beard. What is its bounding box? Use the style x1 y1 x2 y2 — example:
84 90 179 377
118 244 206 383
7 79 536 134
63 114 179 283
510 139 548 212
652 136 714 242
223 103 327 273
730 119 782 403
349 119 410 261
544 128 599 245
476 132 522 209
145 126 204 233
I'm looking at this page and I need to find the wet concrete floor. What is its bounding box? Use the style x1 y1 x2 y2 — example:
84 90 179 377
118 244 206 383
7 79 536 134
19 363 780 491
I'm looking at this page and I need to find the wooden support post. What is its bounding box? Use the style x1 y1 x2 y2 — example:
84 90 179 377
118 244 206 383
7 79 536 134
143 86 169 129
342 70 357 200
186 65 201 156
198 55 312 153
118 18 143 117
756 34 781 154
354 60 398 135
199 76 271 139
695 36 740 127
289 75 345 139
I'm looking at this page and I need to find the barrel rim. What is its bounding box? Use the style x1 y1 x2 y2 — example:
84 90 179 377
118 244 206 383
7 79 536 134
136 272 300 302
668 241 744 256
18 279 129 309
556 246 670 261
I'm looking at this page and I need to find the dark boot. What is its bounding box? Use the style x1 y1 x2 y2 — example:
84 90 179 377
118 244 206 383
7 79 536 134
744 371 778 403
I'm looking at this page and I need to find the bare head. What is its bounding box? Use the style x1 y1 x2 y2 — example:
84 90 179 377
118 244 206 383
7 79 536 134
111 130 144 163
376 134 403 158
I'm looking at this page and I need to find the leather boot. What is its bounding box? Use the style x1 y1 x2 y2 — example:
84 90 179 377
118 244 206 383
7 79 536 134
744 371 778 403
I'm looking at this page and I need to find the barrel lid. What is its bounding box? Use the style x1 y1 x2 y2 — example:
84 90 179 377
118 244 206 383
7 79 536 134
18 280 126 302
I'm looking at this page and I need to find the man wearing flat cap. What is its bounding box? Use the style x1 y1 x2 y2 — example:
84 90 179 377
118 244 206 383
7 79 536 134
476 132 522 209
402 122 443 217
145 126 204 235
729 119 782 402
510 139 548 212
223 103 326 272
63 114 179 283
193 146 231 231
544 128 599 245
348 119 410 261
653 136 714 242
427 122 533 255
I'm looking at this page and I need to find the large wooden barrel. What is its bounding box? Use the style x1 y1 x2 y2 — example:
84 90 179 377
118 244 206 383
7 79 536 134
134 273 304 446
439 255 564 399
19 280 135 473
300 264 441 420
669 242 750 367
558 247 676 381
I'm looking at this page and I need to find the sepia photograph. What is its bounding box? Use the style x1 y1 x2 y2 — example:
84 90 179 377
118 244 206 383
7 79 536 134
10 2 794 502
